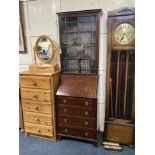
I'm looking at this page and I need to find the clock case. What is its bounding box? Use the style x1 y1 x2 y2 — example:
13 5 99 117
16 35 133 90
105 7 135 145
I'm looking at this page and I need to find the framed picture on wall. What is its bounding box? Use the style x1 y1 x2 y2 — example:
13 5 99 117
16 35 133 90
19 12 26 53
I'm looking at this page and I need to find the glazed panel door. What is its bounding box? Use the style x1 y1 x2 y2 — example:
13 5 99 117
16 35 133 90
108 50 135 122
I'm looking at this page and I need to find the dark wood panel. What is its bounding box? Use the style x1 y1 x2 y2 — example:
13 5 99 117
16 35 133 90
104 121 134 145
58 125 97 141
57 115 96 129
57 105 96 118
56 96 96 109
108 7 135 17
56 75 98 98
57 9 102 16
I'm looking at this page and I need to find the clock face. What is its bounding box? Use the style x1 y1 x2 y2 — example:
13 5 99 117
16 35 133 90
114 23 135 45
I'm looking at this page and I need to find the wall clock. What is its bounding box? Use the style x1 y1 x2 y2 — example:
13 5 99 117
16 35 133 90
104 7 135 146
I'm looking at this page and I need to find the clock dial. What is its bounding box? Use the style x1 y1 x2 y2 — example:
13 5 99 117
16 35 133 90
114 23 135 45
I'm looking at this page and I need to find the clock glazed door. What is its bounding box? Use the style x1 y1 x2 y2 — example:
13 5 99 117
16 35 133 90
105 7 135 145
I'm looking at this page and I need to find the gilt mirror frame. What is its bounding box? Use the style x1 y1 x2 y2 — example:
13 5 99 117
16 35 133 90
34 35 56 63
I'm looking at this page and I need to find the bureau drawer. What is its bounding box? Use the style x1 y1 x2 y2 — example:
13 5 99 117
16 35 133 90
58 125 96 141
25 122 53 137
20 76 51 89
22 100 52 114
21 88 52 102
23 111 52 126
57 115 96 129
56 97 96 109
57 105 96 118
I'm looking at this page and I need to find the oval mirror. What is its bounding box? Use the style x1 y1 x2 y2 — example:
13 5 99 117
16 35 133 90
34 35 56 63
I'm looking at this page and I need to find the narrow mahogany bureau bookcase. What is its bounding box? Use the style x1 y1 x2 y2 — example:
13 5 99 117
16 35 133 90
20 70 60 140
56 9 102 144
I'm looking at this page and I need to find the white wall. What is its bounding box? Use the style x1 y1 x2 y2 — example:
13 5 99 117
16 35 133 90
19 0 135 131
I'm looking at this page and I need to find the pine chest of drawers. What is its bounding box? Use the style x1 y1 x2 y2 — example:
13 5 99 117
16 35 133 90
56 75 98 143
20 70 60 140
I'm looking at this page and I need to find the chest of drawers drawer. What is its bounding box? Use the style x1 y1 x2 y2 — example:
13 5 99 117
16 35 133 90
23 111 52 126
56 97 96 109
22 100 52 114
58 125 96 141
57 115 96 129
20 76 51 89
57 105 96 118
25 122 53 137
21 88 52 102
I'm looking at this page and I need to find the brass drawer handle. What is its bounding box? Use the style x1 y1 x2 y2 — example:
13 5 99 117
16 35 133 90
63 100 67 103
85 101 89 106
64 118 68 123
85 111 88 116
64 129 68 133
33 95 38 99
64 108 67 113
85 132 88 136
85 121 88 126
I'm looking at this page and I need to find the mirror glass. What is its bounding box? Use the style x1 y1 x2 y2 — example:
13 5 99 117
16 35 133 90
35 35 55 63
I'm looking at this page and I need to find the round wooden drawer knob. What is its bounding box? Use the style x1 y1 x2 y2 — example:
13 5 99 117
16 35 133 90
33 95 38 99
35 106 39 111
35 117 39 122
32 82 37 87
64 129 68 133
37 129 41 133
